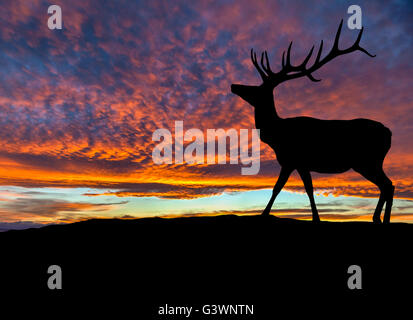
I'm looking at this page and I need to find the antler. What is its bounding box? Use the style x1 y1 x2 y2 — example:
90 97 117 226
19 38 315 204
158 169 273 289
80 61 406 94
251 19 376 86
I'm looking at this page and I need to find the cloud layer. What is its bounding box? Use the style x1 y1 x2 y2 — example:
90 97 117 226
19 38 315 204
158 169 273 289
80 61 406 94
0 0 412 223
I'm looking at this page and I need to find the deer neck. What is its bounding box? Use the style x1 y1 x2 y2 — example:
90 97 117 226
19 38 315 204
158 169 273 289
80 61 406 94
254 92 280 132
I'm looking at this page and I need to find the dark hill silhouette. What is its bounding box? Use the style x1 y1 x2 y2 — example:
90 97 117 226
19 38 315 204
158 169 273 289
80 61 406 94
1 215 412 315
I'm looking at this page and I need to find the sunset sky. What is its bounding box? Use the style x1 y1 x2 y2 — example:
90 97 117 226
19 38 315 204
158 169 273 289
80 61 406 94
0 0 412 230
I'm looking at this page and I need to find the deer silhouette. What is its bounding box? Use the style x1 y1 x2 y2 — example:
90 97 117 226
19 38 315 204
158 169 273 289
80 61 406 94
231 20 394 223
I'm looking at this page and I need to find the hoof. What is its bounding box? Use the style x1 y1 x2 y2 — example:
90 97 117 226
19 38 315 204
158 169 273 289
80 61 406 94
373 218 382 224
261 209 271 216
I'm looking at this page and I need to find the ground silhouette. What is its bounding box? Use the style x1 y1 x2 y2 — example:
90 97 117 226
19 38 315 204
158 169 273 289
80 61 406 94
231 20 394 223
1 215 411 316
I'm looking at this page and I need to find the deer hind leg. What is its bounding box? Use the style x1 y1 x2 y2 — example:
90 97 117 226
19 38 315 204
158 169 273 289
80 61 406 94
262 167 293 216
383 182 394 224
354 166 394 224
298 170 320 223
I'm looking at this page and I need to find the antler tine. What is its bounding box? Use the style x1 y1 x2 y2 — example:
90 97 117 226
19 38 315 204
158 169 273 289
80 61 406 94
332 19 344 51
250 48 256 63
264 51 272 72
300 45 320 82
306 71 321 82
260 51 273 75
314 40 324 64
279 40 319 81
260 52 265 70
250 48 268 81
282 41 314 71
299 45 315 68
286 42 293 68
348 27 376 57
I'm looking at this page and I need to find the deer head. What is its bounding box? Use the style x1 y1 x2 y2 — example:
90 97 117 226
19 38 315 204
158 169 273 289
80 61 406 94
231 19 375 107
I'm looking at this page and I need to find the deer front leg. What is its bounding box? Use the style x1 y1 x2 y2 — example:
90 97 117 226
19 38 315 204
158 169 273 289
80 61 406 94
262 167 293 216
297 170 320 222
